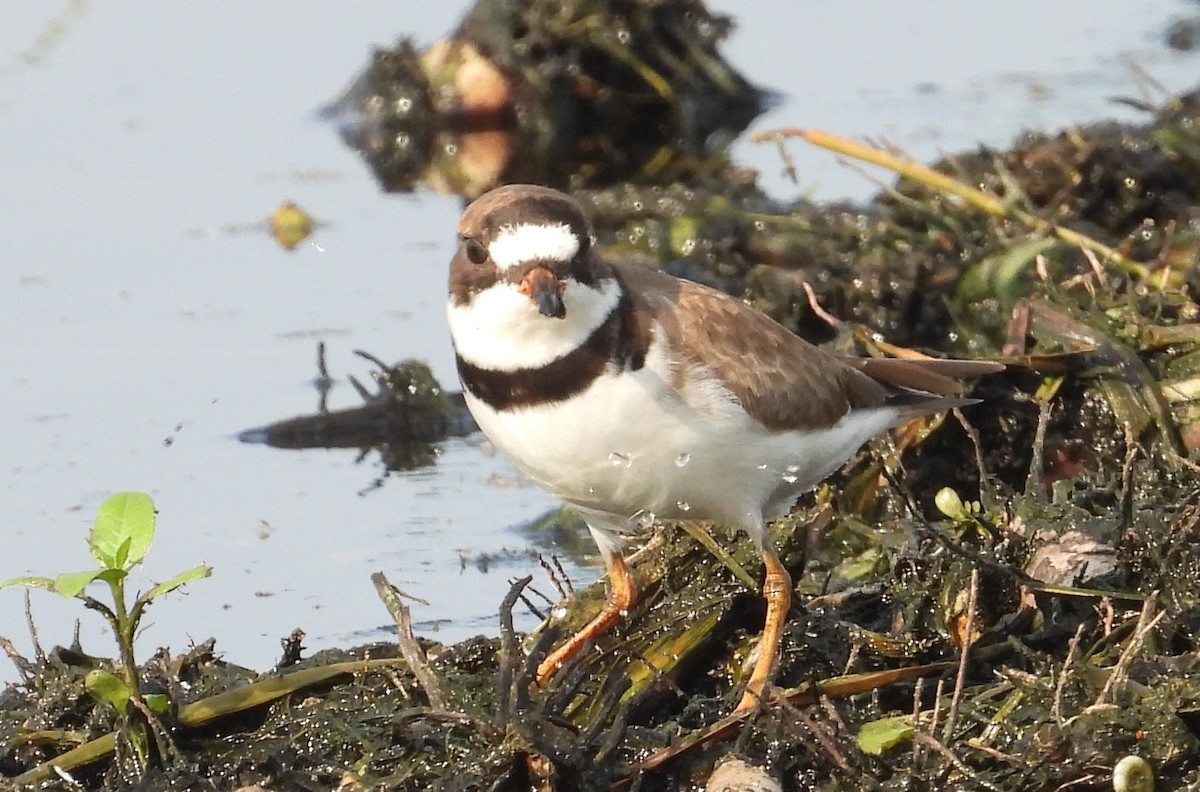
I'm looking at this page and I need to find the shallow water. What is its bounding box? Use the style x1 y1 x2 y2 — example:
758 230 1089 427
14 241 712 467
1 1 1197 684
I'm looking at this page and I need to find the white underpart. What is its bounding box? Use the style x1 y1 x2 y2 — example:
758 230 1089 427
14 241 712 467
487 222 580 270
461 323 904 557
448 276 621 371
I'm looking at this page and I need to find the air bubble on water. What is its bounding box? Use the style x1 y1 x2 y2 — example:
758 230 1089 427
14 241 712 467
552 606 568 619
675 453 691 467
608 452 632 468
782 463 801 484
677 500 691 512
756 463 769 470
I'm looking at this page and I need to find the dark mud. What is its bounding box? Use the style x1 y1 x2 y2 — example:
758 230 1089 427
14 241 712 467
7 1 1200 789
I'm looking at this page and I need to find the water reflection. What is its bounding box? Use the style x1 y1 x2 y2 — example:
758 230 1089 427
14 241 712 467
324 1 770 196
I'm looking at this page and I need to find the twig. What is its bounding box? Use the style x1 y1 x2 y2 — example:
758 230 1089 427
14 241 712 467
910 677 926 779
1118 421 1139 530
1124 60 1176 107
953 407 992 507
635 659 963 774
929 678 945 744
1054 623 1087 725
1099 596 1115 638
0 634 36 681
965 738 1024 765
764 136 799 184
129 695 181 768
942 568 979 742
524 581 557 609
517 586 548 621
819 694 848 734
392 706 500 739
760 127 1159 282
497 576 532 726
25 590 46 665
517 627 560 711
800 280 843 329
536 553 569 600
917 521 1029 586
370 572 446 710
1093 592 1164 708
1078 245 1109 287
913 731 1004 792
550 555 573 595
776 696 850 770
1027 397 1053 495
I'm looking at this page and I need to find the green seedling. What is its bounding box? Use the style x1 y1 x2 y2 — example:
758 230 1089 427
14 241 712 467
1 491 211 772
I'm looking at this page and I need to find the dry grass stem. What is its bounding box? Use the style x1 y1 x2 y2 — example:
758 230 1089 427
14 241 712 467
943 568 980 742
1093 592 1164 708
371 572 447 710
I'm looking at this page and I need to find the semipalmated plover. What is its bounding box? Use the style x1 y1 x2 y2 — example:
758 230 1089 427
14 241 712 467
447 184 1001 710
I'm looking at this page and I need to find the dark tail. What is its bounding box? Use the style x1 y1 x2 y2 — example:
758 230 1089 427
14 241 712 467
844 357 1003 397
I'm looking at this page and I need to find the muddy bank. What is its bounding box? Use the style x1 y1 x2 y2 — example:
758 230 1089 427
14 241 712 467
6 1 1200 790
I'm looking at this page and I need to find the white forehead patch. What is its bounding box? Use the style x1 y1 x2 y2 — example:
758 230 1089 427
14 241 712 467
487 222 580 270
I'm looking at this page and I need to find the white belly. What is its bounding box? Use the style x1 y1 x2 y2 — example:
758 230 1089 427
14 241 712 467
461 335 899 537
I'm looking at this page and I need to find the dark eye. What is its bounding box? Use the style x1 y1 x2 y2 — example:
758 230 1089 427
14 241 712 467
463 238 488 265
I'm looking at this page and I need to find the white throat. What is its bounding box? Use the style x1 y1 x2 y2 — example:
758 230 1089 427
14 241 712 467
448 277 622 371
487 223 580 270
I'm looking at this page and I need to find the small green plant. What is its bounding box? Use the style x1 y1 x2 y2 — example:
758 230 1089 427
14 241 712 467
1 491 211 771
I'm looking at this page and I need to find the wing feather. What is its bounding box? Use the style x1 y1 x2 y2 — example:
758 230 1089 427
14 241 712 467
612 263 1000 431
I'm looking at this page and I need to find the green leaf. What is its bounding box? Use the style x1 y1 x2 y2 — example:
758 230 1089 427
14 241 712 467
90 492 155 570
138 564 212 606
95 568 128 586
84 669 134 714
113 536 133 570
143 693 169 714
857 715 914 756
0 575 58 591
55 570 105 598
957 237 1059 308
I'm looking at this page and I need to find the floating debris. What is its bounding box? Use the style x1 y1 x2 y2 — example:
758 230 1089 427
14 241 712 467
238 345 475 474
267 201 315 251
326 0 770 196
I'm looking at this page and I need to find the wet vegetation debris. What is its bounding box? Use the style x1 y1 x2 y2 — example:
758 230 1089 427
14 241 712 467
237 344 476 476
325 0 770 196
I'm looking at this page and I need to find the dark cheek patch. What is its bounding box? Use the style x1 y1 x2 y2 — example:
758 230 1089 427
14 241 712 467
448 250 501 306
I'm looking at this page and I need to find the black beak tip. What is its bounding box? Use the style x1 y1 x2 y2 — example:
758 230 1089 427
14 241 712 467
537 294 566 319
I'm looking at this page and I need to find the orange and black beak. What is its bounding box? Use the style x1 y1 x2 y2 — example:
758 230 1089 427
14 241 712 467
519 266 566 318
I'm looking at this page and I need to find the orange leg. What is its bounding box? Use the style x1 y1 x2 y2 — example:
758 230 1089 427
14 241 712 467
536 553 637 684
736 544 792 711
